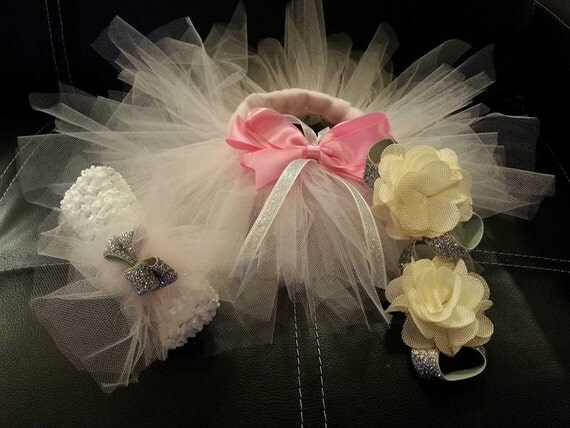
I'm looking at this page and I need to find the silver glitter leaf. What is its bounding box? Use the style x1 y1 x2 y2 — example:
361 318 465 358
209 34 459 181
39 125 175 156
103 229 138 266
125 257 178 296
363 159 379 188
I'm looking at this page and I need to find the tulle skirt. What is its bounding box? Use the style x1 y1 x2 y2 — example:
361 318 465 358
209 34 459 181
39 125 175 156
16 0 555 391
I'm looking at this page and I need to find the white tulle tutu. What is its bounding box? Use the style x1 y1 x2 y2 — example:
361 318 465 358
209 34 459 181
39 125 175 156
17 0 555 391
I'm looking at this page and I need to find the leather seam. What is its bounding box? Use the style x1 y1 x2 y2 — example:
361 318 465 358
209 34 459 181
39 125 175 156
293 301 304 428
311 301 328 428
540 138 570 185
0 261 69 275
477 260 570 274
44 0 61 83
43 0 73 84
0 253 48 260
55 0 74 85
535 1 570 31
474 249 570 265
0 121 54 203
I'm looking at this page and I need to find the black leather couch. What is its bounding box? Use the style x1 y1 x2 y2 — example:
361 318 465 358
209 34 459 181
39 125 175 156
1 1 569 426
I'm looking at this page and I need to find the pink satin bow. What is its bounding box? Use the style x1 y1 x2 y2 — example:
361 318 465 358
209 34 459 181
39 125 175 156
226 108 393 189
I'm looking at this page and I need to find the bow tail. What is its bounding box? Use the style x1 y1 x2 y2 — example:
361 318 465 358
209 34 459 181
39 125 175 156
241 148 306 189
230 159 391 325
332 175 392 324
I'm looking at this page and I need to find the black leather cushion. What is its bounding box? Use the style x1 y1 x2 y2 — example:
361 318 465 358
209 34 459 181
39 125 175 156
0 0 536 115
1 1 569 426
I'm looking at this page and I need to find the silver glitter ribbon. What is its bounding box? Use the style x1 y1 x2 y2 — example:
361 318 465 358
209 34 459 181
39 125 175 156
331 176 391 323
231 158 391 323
398 214 485 270
231 159 310 279
411 347 487 381
363 139 395 188
104 229 178 295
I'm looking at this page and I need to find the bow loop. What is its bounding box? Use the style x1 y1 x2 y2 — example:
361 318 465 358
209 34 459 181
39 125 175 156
227 108 392 188
125 257 179 296
104 229 178 295
103 229 138 266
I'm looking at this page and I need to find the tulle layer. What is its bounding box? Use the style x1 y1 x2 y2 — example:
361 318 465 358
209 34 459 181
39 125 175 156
16 0 555 390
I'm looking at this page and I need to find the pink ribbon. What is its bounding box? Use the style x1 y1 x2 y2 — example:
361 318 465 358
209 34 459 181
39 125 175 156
226 108 393 189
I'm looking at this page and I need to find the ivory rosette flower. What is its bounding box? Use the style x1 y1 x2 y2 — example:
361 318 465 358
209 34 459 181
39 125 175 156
372 145 473 240
386 256 493 356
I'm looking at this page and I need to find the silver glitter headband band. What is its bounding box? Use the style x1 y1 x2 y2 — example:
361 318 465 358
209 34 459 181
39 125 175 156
411 347 487 381
398 214 484 272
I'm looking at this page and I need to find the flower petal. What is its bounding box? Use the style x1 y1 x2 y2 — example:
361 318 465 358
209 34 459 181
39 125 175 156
447 321 478 349
385 277 404 302
415 161 456 196
401 316 435 349
426 196 460 236
432 328 455 356
387 294 410 313
457 273 485 309
398 201 430 237
438 148 459 167
438 305 476 328
433 256 456 270
478 299 493 312
475 313 494 339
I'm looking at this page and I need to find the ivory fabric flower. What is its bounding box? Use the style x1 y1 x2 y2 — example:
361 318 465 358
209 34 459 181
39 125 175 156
372 145 473 240
386 256 493 356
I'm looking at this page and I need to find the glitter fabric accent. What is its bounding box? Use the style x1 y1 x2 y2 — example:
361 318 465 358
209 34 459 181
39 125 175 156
411 347 488 381
104 229 179 295
232 159 310 276
125 257 178 295
424 234 468 259
398 243 414 273
103 229 138 266
397 234 468 273
410 348 443 380
363 159 379 188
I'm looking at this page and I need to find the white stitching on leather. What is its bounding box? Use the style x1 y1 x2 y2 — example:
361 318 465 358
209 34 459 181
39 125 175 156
0 261 69 274
477 260 570 274
311 301 328 428
531 1 569 187
0 122 54 207
0 253 45 260
293 301 304 428
0 122 53 184
56 0 74 85
536 1 570 31
541 138 570 185
44 0 61 82
474 249 570 264
0 144 41 211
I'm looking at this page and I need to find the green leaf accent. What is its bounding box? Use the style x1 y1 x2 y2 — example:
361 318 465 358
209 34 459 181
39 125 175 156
449 214 484 250
367 139 395 164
